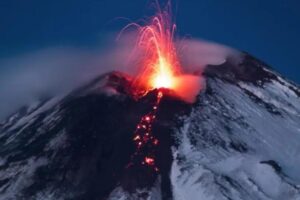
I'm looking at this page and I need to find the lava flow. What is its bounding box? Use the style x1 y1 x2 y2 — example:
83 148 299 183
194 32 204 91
128 90 163 172
123 2 201 172
120 3 180 172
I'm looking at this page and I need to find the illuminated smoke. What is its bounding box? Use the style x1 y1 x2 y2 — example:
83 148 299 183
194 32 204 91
0 6 239 121
122 1 206 172
117 1 203 103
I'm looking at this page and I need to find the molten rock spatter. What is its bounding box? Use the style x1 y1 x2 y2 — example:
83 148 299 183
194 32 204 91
117 1 201 104
127 90 164 172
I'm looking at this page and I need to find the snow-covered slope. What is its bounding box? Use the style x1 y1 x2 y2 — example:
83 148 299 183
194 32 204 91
0 54 300 200
172 68 300 200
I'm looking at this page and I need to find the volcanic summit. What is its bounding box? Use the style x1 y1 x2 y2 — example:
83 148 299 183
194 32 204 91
0 52 300 200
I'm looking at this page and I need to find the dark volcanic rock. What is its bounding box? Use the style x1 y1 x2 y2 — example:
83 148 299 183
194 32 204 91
0 53 300 200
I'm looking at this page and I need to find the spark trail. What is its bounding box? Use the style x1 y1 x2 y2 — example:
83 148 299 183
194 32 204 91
122 2 178 172
123 2 200 172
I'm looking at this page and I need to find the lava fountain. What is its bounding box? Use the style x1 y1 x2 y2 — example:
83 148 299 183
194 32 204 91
119 2 202 102
121 2 201 172
132 5 179 92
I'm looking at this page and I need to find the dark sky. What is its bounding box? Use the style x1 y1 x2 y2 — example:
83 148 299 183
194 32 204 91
0 0 299 83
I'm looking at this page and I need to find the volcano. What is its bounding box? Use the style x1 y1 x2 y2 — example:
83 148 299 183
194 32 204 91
0 53 300 200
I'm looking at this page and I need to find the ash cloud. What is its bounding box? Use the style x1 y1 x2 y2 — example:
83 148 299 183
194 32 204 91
0 34 240 120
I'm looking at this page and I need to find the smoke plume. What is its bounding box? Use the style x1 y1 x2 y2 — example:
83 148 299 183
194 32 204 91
0 34 240 120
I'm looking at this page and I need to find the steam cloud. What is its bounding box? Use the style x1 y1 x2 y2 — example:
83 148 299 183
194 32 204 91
0 34 240 120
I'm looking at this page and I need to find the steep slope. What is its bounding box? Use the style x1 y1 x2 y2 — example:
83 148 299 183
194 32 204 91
0 54 299 200
171 55 300 200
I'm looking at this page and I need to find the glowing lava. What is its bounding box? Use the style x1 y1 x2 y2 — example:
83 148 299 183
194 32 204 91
123 2 201 172
119 2 201 103
128 90 163 172
123 3 180 93
151 57 174 89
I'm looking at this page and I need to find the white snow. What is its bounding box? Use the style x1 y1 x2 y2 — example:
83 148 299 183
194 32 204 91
171 77 300 200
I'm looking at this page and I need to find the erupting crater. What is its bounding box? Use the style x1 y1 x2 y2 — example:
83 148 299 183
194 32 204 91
120 2 202 173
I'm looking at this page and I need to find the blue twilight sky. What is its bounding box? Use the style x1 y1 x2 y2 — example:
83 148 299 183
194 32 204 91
0 0 299 83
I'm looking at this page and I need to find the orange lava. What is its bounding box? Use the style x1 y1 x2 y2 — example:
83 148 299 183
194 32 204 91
133 6 179 92
120 3 202 103
128 90 163 172
144 157 155 166
123 2 202 173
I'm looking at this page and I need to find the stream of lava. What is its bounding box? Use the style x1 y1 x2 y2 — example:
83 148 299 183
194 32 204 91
123 2 187 172
127 90 163 172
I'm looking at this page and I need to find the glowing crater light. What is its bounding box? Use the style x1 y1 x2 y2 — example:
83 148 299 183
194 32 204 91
151 57 175 89
123 1 202 174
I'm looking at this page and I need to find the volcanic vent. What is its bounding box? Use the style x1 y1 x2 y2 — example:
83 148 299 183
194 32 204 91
62 71 192 199
115 2 202 190
1 2 300 200
1 52 300 200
